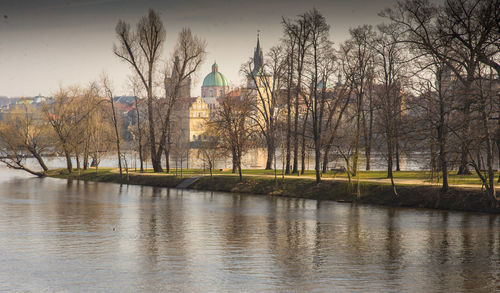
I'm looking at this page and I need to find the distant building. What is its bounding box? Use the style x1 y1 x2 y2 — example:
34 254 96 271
201 62 229 110
16 97 34 105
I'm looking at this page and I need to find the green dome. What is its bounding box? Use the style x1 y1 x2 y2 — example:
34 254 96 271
202 63 228 87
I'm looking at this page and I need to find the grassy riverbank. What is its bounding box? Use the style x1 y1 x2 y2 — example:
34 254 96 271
121 168 491 185
47 168 500 213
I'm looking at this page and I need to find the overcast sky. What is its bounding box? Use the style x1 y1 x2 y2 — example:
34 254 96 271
0 0 401 97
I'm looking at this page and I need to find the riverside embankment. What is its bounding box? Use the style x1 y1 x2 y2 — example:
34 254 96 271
47 169 500 213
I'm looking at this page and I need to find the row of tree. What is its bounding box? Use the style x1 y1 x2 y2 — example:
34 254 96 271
198 0 499 204
0 81 118 176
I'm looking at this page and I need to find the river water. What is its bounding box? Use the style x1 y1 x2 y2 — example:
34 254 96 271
0 168 499 292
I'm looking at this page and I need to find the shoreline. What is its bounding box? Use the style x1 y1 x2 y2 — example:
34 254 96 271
47 169 500 214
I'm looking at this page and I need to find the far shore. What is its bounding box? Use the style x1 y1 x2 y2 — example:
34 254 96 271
46 168 500 214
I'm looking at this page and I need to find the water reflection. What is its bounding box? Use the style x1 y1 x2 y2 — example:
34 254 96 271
0 168 499 292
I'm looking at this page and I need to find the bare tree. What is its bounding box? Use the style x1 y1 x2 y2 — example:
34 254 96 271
340 25 375 178
244 44 286 170
370 23 409 196
213 92 255 181
129 76 145 172
160 28 206 173
43 86 93 173
101 74 122 177
170 126 190 177
362 65 376 170
197 128 224 177
88 100 115 173
0 104 50 176
468 66 498 204
412 57 454 193
282 13 313 174
282 31 296 174
114 9 165 172
320 73 353 174
382 0 498 175
302 9 333 184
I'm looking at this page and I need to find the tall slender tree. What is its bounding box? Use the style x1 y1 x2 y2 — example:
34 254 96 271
114 9 165 172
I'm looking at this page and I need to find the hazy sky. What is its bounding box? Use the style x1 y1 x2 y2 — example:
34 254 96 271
0 0 400 97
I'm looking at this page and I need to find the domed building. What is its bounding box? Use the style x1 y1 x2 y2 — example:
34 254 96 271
201 62 229 108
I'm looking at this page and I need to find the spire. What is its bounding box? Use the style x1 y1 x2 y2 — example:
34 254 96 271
252 31 263 76
172 55 180 78
256 30 260 52
212 62 218 73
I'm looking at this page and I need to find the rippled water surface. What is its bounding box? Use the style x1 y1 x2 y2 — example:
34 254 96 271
0 168 499 292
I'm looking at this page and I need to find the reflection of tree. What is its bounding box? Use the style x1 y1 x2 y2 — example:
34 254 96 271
221 195 252 248
382 208 403 285
264 197 319 282
135 187 192 286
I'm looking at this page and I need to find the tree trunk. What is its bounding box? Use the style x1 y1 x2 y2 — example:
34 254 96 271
147 90 162 172
164 148 170 173
438 124 449 193
76 154 81 171
314 139 321 184
166 124 171 173
395 140 401 171
83 154 88 171
285 97 292 174
265 140 273 170
457 104 471 175
300 107 309 175
481 104 496 205
497 132 500 183
2 161 46 177
365 147 371 171
29 149 48 172
322 145 330 174
64 147 72 173
292 89 300 174
365 79 374 171
300 135 307 175
134 97 144 173
387 136 397 196
387 137 394 180
232 147 237 174
237 152 243 182
110 98 123 177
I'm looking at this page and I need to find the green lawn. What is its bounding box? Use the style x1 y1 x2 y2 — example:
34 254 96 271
121 167 493 185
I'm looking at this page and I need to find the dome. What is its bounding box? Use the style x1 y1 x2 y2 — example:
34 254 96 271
202 63 228 87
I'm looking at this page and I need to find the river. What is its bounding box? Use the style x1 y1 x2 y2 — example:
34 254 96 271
0 167 498 292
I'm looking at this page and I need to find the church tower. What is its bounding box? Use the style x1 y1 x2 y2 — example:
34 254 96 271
166 56 191 99
247 34 265 88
